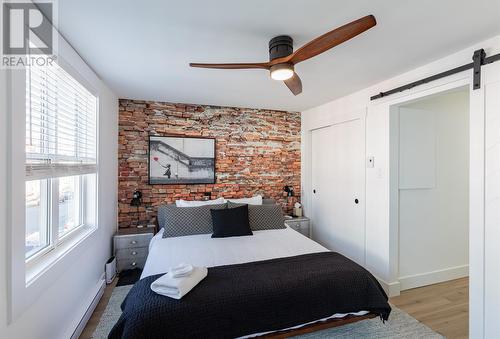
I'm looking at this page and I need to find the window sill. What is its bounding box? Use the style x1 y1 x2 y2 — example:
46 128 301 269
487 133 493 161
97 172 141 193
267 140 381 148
25 225 97 285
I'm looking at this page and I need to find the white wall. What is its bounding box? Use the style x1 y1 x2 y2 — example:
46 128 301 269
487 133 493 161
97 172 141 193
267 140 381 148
0 67 9 339
397 90 469 289
0 35 118 339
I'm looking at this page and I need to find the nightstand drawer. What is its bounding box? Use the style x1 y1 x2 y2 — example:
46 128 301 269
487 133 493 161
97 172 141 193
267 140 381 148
114 233 152 249
285 218 310 238
117 257 147 271
286 222 301 231
298 221 309 234
116 247 148 260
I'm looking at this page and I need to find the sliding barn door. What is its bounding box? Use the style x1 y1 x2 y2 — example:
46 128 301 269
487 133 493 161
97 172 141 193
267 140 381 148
311 119 365 265
470 60 500 338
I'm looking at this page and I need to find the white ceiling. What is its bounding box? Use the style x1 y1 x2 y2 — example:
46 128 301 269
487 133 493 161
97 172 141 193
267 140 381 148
50 0 500 111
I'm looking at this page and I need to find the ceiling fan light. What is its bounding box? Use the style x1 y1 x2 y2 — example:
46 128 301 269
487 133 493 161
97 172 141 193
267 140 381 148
270 64 294 81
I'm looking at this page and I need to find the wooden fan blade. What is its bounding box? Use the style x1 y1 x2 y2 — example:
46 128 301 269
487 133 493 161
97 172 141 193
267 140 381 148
189 62 271 70
289 15 376 65
284 73 302 96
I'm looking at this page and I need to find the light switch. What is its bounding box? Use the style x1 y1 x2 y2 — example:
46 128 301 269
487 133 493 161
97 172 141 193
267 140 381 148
367 156 375 168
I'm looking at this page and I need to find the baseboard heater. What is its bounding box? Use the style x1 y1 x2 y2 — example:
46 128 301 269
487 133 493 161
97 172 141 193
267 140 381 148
70 276 106 339
370 49 500 101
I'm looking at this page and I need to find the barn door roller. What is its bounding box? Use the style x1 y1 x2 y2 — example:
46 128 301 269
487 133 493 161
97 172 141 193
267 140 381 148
472 49 486 90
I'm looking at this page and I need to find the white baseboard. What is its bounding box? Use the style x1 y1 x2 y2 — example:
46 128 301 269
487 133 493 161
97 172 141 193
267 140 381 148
399 265 469 291
68 274 106 339
377 278 401 297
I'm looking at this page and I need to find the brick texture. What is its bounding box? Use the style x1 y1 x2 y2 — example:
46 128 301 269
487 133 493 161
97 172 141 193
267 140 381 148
118 99 301 228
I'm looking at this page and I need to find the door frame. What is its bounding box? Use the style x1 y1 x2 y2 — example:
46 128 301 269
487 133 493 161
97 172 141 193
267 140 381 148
377 71 483 336
390 85 470 291
370 74 469 283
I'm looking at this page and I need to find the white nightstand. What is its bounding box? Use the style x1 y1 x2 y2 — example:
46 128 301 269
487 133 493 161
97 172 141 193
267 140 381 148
113 228 154 272
285 216 310 238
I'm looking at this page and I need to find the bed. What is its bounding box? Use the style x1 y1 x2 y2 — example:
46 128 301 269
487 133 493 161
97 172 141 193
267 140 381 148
109 224 391 339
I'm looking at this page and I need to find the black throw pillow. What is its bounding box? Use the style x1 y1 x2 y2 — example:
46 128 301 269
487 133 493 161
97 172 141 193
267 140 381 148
211 205 253 238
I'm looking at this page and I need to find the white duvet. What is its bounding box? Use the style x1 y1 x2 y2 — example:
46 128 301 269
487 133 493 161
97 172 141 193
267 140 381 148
142 226 328 279
141 226 369 337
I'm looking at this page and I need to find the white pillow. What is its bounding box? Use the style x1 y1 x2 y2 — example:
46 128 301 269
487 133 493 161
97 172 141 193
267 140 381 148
175 197 226 207
226 195 263 205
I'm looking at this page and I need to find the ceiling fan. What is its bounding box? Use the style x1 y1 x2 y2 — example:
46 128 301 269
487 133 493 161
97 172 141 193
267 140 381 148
190 15 376 96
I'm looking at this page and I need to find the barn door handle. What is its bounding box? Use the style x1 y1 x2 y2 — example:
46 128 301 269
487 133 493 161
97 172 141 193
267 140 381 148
354 198 359 204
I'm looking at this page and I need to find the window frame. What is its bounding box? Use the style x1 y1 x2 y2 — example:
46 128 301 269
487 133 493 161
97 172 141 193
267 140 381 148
6 29 104 324
22 61 100 276
57 174 84 239
24 178 51 260
25 174 91 265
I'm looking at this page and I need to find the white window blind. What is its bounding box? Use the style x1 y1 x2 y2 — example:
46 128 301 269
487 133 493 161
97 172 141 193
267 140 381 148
25 64 97 180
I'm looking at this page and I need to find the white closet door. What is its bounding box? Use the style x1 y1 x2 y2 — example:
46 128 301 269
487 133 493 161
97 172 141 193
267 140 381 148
311 126 334 248
311 119 365 265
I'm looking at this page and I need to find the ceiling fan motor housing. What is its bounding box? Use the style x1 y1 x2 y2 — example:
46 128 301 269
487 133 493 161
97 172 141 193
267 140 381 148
269 35 293 61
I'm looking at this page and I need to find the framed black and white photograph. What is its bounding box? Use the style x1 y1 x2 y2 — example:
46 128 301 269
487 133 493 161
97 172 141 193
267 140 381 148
148 135 216 184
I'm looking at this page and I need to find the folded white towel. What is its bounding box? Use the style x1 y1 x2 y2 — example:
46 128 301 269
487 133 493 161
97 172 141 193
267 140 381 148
151 266 208 299
169 263 194 278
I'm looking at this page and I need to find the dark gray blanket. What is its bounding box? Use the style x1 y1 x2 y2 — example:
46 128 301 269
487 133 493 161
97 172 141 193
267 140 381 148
109 252 391 339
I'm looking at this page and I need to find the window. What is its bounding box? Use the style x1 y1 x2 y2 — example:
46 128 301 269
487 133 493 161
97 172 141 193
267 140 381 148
58 175 81 237
25 180 49 258
25 63 97 261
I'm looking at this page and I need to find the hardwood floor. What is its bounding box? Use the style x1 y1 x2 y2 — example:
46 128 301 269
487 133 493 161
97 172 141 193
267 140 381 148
390 277 469 339
80 277 469 339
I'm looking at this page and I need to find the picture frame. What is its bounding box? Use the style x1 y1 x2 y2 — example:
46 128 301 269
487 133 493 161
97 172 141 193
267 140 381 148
148 135 216 185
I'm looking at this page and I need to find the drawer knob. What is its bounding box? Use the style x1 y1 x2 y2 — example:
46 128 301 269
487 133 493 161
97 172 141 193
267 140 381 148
131 240 137 244
131 251 137 255
131 262 137 266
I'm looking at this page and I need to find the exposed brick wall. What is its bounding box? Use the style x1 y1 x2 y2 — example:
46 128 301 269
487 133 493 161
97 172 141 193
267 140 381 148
118 99 301 228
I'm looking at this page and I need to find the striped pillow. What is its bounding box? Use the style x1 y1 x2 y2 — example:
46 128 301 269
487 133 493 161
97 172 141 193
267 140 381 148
228 202 285 231
160 203 227 238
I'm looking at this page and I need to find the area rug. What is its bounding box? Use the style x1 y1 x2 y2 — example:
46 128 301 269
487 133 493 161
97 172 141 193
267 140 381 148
92 286 444 338
115 269 142 287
